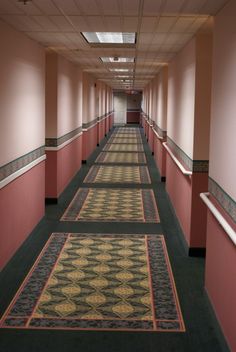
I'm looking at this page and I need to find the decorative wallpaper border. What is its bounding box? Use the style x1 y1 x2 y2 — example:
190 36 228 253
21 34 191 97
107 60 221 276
153 122 167 139
167 137 209 173
97 111 114 122
0 146 45 182
45 127 82 147
82 118 97 129
209 177 236 223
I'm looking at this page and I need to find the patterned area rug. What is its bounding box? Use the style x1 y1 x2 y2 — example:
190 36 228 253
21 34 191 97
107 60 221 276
114 127 140 132
107 137 142 144
84 166 151 184
95 152 146 164
0 233 185 332
111 133 141 138
61 188 159 222
103 144 144 152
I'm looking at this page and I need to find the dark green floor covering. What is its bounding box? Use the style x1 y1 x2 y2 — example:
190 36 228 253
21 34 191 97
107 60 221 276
0 125 229 352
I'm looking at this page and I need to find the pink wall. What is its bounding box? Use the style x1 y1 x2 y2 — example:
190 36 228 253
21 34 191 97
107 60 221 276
82 125 98 162
165 33 212 251
154 137 166 178
0 20 45 269
0 163 45 269
0 20 45 166
45 53 83 199
204 1 236 350
46 136 82 198
167 39 196 159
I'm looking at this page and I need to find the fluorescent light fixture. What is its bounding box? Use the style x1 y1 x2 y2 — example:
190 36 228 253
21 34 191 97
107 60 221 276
100 57 134 63
82 32 136 44
109 68 132 72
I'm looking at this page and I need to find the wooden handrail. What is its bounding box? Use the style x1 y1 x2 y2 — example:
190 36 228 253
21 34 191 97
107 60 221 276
163 142 192 176
200 192 236 246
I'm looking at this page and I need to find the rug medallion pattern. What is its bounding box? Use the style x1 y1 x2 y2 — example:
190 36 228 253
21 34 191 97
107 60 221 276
61 188 159 222
84 166 151 184
0 233 185 332
95 152 146 164
107 137 142 144
103 144 144 152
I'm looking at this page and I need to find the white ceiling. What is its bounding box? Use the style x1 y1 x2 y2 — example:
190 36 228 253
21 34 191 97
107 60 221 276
0 0 229 90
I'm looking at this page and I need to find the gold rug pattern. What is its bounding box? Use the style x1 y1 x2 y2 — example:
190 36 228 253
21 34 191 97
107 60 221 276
95 152 146 164
84 166 151 184
0 233 185 332
61 188 159 222
103 144 144 152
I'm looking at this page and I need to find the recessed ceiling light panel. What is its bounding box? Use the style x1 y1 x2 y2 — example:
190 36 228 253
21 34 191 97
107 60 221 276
100 57 135 63
82 32 136 44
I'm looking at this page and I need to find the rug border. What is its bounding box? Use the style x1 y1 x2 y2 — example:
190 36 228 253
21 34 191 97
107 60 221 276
0 233 185 333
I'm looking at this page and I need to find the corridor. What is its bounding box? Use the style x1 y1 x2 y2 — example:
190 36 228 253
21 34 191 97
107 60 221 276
0 125 229 351
0 0 236 351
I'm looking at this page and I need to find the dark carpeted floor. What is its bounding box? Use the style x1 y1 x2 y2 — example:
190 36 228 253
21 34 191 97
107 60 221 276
0 125 229 352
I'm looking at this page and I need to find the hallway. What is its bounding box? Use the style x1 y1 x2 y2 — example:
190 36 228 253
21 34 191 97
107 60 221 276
0 1 236 351
0 126 228 351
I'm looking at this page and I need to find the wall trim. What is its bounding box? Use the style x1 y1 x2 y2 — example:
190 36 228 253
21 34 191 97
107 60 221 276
0 154 46 190
45 132 83 151
167 137 209 173
82 118 98 130
0 146 45 182
45 126 82 148
153 122 167 139
209 177 236 223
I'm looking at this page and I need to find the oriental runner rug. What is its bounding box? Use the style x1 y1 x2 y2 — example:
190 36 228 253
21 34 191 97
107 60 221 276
84 165 151 184
95 152 146 164
0 233 185 332
61 188 159 222
103 144 144 152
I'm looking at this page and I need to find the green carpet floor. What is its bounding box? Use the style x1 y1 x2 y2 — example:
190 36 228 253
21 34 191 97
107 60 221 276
0 125 229 352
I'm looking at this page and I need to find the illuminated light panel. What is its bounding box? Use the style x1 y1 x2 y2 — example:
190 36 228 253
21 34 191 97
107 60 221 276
100 57 134 63
109 68 133 72
82 32 136 44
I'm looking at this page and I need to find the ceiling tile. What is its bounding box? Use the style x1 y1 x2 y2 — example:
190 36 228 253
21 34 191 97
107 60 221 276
162 0 186 13
68 16 90 31
75 0 101 15
140 17 158 32
171 16 197 33
52 0 81 15
34 0 61 15
1 15 42 31
104 16 122 31
142 0 163 15
86 16 106 31
156 16 177 32
122 16 139 31
14 1 42 15
32 15 59 31
50 16 75 31
99 0 120 15
121 0 140 15
199 0 228 15
181 0 207 14
0 0 24 14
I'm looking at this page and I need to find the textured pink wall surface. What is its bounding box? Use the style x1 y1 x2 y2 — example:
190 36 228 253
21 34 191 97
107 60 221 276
0 162 45 269
204 2 236 350
98 119 106 144
0 20 45 166
166 153 192 245
167 39 196 159
154 137 166 178
82 126 98 161
46 136 82 198
209 0 236 200
205 198 236 351
148 126 154 153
